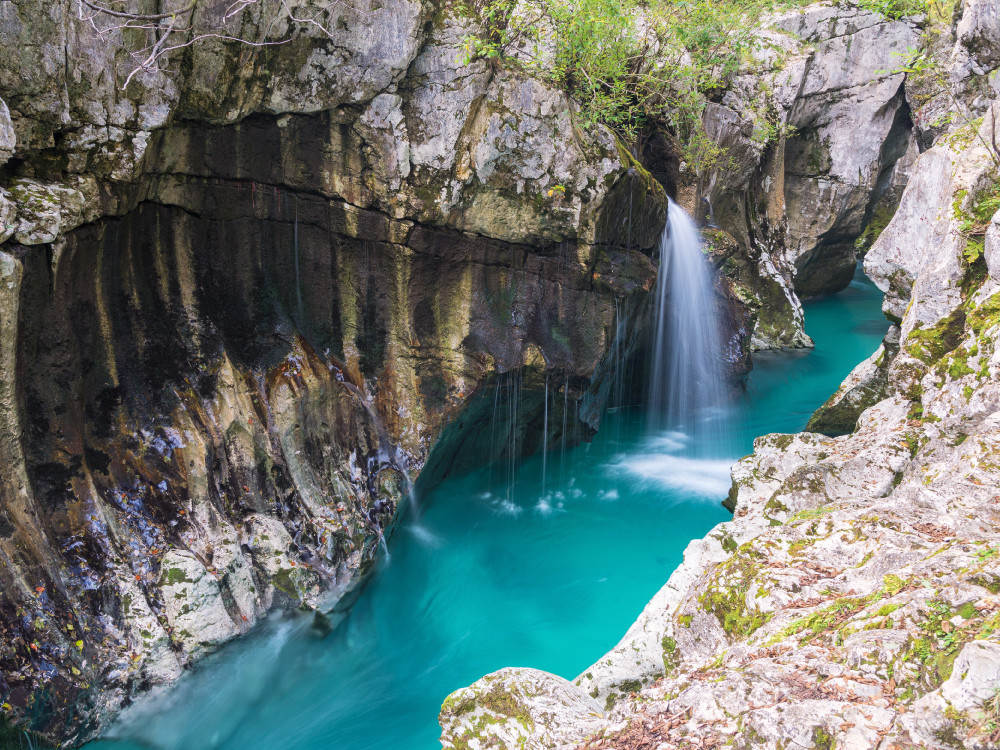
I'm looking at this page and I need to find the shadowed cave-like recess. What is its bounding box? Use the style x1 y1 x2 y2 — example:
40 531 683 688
0 112 677 743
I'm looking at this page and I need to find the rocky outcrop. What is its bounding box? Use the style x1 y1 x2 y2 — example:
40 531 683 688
806 324 901 435
440 11 1000 750
691 1 918 351
0 2 668 744
0 0 978 745
778 4 917 298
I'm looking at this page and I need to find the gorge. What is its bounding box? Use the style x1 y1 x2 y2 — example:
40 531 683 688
0 0 998 748
86 262 886 750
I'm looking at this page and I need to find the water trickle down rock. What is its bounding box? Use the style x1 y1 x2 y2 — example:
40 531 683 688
0 3 669 743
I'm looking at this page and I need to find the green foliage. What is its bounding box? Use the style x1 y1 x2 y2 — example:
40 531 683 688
855 0 927 20
952 178 1000 268
459 0 803 170
886 38 1000 169
854 198 898 255
975 689 1000 746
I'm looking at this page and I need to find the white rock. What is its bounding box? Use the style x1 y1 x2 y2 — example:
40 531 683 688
985 207 1000 282
0 98 14 166
158 549 240 658
0 188 15 244
440 668 606 750
940 640 1000 712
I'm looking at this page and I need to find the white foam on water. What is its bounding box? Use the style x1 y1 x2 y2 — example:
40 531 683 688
492 498 523 517
647 431 688 452
533 495 566 516
407 521 442 548
613 453 734 498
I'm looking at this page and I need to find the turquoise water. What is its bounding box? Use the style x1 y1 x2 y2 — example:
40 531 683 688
89 266 885 750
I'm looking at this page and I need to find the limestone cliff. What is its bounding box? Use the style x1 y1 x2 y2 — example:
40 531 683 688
692 1 918 350
0 1 669 743
0 0 971 745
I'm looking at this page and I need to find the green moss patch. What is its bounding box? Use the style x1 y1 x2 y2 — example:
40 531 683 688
699 547 773 639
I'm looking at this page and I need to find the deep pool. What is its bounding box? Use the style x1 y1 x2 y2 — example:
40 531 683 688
88 265 886 750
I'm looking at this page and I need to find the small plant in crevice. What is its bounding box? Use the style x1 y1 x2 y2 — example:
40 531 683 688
854 0 934 20
952 179 1000 271
886 36 1000 169
972 689 1000 746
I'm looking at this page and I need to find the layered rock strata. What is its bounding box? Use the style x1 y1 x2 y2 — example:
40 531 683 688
0 2 668 743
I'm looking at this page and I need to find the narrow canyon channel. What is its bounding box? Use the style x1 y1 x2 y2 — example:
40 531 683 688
86 264 886 750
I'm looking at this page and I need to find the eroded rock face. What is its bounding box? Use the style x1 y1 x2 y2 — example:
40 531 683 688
778 4 917 298
955 0 1000 75
806 324 900 435
693 1 918 351
0 2 668 744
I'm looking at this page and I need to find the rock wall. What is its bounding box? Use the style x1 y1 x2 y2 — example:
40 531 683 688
440 4 1000 749
0 1 669 743
0 0 972 744
691 1 918 350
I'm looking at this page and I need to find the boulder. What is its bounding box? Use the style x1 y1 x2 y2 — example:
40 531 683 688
440 668 606 750
158 550 241 659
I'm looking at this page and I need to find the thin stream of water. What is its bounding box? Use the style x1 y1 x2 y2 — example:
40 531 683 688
647 200 728 450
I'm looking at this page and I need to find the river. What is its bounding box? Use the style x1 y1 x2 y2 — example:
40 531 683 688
89 264 886 750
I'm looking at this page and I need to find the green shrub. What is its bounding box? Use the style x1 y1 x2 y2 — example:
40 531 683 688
459 0 807 169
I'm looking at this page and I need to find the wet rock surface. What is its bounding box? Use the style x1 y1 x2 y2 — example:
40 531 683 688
0 1 667 743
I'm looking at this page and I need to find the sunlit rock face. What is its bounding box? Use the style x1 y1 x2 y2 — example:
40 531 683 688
675 4 919 352
777 4 918 298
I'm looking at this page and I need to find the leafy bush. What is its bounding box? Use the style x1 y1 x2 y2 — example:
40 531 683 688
460 0 812 169
855 0 928 19
459 0 951 170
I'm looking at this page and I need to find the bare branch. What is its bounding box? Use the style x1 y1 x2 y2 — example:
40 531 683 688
79 0 196 21
75 0 365 91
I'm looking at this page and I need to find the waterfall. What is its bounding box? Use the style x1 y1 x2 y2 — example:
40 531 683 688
293 199 304 326
647 199 727 453
559 376 568 485
541 375 548 496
